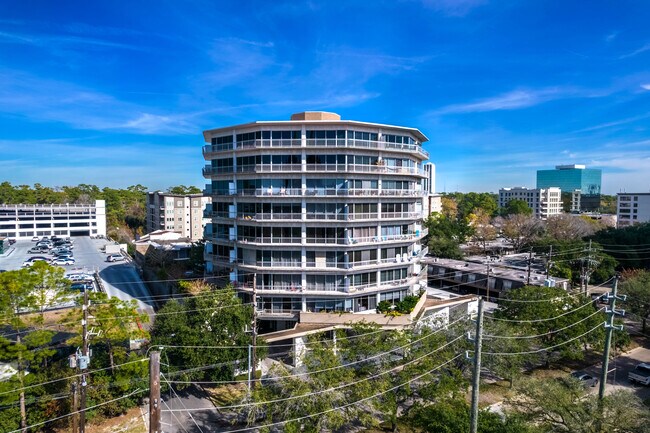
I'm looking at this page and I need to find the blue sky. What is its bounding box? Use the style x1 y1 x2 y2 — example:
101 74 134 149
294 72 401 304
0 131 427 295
1 1 649 194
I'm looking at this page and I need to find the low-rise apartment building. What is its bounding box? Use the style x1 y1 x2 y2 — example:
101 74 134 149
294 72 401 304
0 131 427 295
617 193 650 227
146 191 210 242
498 187 562 219
0 200 106 239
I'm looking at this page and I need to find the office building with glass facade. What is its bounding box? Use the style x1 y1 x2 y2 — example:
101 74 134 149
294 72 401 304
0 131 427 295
536 164 602 211
202 111 429 332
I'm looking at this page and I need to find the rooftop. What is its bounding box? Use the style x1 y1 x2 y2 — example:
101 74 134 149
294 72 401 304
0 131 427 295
203 112 429 143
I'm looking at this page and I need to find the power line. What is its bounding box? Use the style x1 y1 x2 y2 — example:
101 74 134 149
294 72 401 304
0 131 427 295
164 334 465 412
5 388 145 433
0 358 147 397
485 297 599 323
195 354 464 433
164 316 469 385
483 307 605 339
482 321 604 356
160 373 205 433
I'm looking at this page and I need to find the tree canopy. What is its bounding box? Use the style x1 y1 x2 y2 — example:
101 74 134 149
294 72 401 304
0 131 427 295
501 199 533 216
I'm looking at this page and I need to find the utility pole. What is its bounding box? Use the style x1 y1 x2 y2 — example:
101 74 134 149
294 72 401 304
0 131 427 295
485 262 490 301
79 289 90 433
469 298 484 433
71 380 78 433
598 276 625 400
526 249 532 285
546 245 553 279
149 351 161 433
251 273 258 388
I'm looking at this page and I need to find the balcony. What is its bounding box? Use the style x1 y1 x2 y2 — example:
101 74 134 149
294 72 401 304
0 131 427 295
243 163 302 173
233 259 303 270
202 143 234 156
238 213 302 221
306 237 348 245
346 233 418 245
237 236 302 245
304 139 429 159
202 165 214 177
238 188 303 197
203 137 428 160
380 211 421 219
237 139 302 149
306 213 347 221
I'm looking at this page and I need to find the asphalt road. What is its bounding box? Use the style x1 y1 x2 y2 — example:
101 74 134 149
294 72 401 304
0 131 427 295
160 385 225 433
582 346 650 401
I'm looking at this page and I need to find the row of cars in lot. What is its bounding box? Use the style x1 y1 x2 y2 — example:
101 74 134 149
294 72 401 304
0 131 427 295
66 271 95 292
22 236 76 267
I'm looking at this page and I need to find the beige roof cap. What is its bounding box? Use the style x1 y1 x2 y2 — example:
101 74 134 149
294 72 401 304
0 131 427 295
290 111 341 121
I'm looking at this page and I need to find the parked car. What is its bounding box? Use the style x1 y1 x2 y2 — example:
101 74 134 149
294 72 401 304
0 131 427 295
22 257 49 267
629 363 650 385
51 257 76 266
570 371 599 387
7 239 16 245
106 254 125 262
27 247 44 254
36 242 52 249
31 236 40 242
66 273 93 281
70 282 92 292
51 247 71 255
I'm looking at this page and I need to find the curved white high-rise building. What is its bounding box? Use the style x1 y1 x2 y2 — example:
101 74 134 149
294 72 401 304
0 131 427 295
202 111 429 331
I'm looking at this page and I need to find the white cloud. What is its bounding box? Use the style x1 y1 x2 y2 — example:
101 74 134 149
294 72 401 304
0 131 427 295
434 87 569 114
0 69 198 135
641 84 650 90
619 42 650 59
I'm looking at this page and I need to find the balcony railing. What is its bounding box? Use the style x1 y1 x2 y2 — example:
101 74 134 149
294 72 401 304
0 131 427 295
306 213 347 221
238 213 302 221
206 187 427 198
381 211 421 219
237 139 302 149
204 163 426 177
238 188 303 197
305 237 348 245
238 236 302 245
202 143 234 155
203 138 428 158
238 163 302 173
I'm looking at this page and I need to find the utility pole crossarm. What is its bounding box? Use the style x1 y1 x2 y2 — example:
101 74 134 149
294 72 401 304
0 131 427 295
598 275 625 401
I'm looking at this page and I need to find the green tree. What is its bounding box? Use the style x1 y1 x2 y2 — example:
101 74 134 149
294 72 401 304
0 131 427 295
167 185 202 195
149 286 256 382
65 293 149 371
482 320 534 387
590 222 650 270
0 269 59 431
501 199 533 216
407 398 535 433
495 286 606 365
425 213 474 259
26 261 71 322
446 192 499 219
510 378 650 433
620 270 650 332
